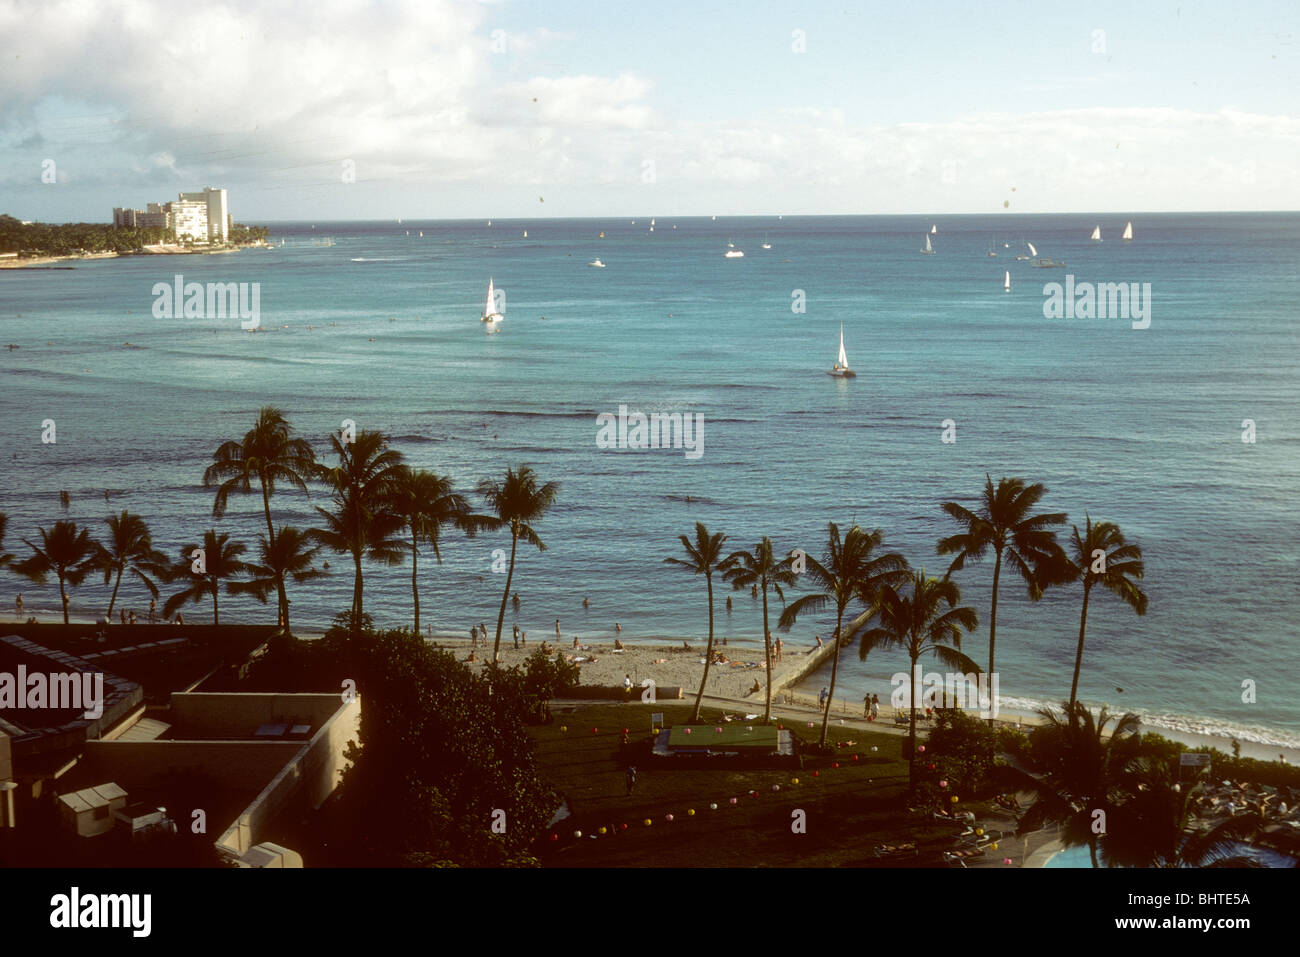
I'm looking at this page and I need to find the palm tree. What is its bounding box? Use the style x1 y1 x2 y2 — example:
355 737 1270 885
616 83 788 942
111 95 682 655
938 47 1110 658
162 529 250 624
98 511 168 618
0 513 13 570
204 406 316 622
1103 760 1264 868
1005 702 1143 867
311 430 407 624
778 523 908 749
858 570 980 791
388 466 482 633
664 522 729 723
1064 515 1148 714
936 475 1068 685
13 520 103 623
228 525 325 633
722 538 797 723
477 465 559 663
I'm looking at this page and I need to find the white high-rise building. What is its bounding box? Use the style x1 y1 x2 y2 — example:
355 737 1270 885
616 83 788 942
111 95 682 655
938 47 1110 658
178 187 229 243
111 187 231 243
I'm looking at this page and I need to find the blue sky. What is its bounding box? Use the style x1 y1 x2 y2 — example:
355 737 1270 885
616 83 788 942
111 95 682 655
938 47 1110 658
1 0 1296 221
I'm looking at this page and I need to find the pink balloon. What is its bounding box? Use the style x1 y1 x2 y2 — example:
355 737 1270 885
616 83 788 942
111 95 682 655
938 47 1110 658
917 745 925 753
665 814 674 822
729 797 738 805
684 728 691 734
939 780 948 788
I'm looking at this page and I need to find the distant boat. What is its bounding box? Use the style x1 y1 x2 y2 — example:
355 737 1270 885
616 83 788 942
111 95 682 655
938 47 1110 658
762 233 772 249
397 217 402 224
481 277 504 326
987 237 998 257
724 249 744 258
1033 257 1066 268
930 224 938 235
920 234 935 254
406 230 409 236
1003 270 1011 292
523 230 527 238
828 325 856 378
1090 225 1102 242
711 215 716 221
419 231 423 237
599 231 605 238
727 240 735 248
1016 241 1037 261
588 259 605 268
488 220 492 226
1122 221 1134 242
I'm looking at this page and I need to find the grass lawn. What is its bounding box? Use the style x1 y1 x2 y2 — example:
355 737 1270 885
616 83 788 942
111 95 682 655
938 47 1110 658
531 702 984 867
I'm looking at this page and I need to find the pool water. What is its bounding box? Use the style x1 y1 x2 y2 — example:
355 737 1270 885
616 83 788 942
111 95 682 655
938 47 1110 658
1045 841 1295 868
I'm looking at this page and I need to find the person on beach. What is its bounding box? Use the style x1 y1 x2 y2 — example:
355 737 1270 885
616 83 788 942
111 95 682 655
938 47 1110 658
479 622 487 644
815 635 823 649
615 622 621 632
626 766 637 796
871 694 880 720
624 674 633 694
819 687 828 711
470 624 478 644
176 612 184 625
583 597 590 608
573 635 581 649
555 618 561 637
521 630 526 645
775 637 783 661
148 599 157 624
120 608 127 625
128 610 137 625
512 592 520 609
726 596 732 611
865 693 872 718
513 624 520 649
614 638 624 650
14 595 22 619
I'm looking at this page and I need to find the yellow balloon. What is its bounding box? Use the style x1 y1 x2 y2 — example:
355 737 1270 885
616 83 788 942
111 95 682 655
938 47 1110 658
792 778 799 784
598 827 607 835
644 818 652 826
990 842 999 851
687 809 695 816
975 828 984 836
951 796 959 803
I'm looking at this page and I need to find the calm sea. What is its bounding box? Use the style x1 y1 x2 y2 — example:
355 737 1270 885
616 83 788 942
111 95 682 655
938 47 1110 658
2 213 1298 750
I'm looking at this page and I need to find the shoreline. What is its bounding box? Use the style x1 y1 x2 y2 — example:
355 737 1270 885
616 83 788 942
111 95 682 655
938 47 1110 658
7 610 1297 763
0 243 263 269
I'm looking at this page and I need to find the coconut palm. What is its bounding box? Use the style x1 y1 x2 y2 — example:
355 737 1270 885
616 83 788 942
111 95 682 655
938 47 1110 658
204 406 316 621
722 538 798 723
1003 702 1143 867
311 429 407 624
1103 760 1264 868
0 513 13 570
98 510 168 618
936 476 1069 687
777 523 909 749
664 522 729 723
858 570 980 791
162 529 250 624
13 520 104 623
388 466 484 633
1064 515 1148 714
477 465 559 663
228 525 325 633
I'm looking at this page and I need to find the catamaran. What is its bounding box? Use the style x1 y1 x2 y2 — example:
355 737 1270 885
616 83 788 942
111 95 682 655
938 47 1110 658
920 234 935 254
481 277 504 327
1122 221 1134 242
1090 225 1102 242
829 325 856 378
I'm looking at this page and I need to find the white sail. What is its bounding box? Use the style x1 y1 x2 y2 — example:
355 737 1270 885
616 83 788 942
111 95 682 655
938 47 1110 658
651 218 655 226
930 224 937 234
1090 225 1101 241
838 325 849 369
1122 221 1133 241
1027 241 1038 257
485 277 497 317
924 234 933 253
1004 270 1011 291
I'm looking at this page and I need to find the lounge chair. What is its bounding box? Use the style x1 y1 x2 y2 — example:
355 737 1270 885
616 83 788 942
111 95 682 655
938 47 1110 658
943 846 986 867
874 842 919 859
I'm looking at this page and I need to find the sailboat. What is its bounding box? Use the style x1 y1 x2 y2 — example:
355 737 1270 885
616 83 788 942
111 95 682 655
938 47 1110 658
987 237 998 257
828 325 856 378
419 231 423 237
397 217 402 224
1122 221 1134 242
761 233 772 249
920 234 935 254
930 224 938 235
1003 270 1011 292
649 217 655 232
481 277 504 327
523 230 527 238
1090 225 1102 242
1016 241 1036 261
488 220 492 226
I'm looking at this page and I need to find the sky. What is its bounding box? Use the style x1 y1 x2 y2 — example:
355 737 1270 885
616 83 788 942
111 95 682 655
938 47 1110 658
1 0 1297 222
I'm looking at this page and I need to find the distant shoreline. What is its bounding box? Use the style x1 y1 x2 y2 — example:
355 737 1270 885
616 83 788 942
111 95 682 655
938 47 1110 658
0 242 265 270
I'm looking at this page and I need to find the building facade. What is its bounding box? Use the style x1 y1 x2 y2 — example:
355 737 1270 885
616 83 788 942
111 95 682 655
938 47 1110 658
111 188 230 243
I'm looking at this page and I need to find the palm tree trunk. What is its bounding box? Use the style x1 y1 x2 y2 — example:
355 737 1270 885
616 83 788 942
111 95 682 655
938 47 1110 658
107 567 124 617
690 573 715 723
259 472 287 625
760 578 773 723
492 529 519 664
410 533 421 633
59 573 69 624
908 650 918 793
819 605 844 748
351 548 363 621
211 577 219 625
1089 838 1099 868
993 546 1003 681
1068 583 1092 715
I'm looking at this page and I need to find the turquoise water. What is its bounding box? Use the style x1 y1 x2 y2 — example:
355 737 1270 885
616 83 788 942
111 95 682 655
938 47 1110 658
1 213 1298 749
1045 841 1296 868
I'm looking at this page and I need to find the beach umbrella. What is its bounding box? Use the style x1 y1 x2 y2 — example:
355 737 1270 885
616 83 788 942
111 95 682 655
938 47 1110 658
573 830 582 838
709 803 718 810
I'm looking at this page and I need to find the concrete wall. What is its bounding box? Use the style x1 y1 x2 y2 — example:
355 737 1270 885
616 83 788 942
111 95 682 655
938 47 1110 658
81 739 303 792
217 695 360 855
169 692 345 736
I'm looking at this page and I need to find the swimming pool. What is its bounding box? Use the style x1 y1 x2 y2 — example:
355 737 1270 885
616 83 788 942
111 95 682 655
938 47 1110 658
1045 842 1296 868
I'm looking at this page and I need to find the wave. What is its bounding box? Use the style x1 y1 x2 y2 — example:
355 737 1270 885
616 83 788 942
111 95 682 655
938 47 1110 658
350 257 405 262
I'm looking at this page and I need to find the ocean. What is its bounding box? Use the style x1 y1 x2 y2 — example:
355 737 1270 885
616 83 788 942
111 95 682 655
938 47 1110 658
2 213 1298 754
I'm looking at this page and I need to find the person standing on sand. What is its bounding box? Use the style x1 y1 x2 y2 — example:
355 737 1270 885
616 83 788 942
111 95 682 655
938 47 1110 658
775 637 783 661
513 624 520 649
819 687 828 711
148 599 157 624
15 594 22 620
815 635 823 649
871 694 880 720
555 618 561 637
626 766 637 796
470 624 478 644
865 692 872 718
521 630 526 645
